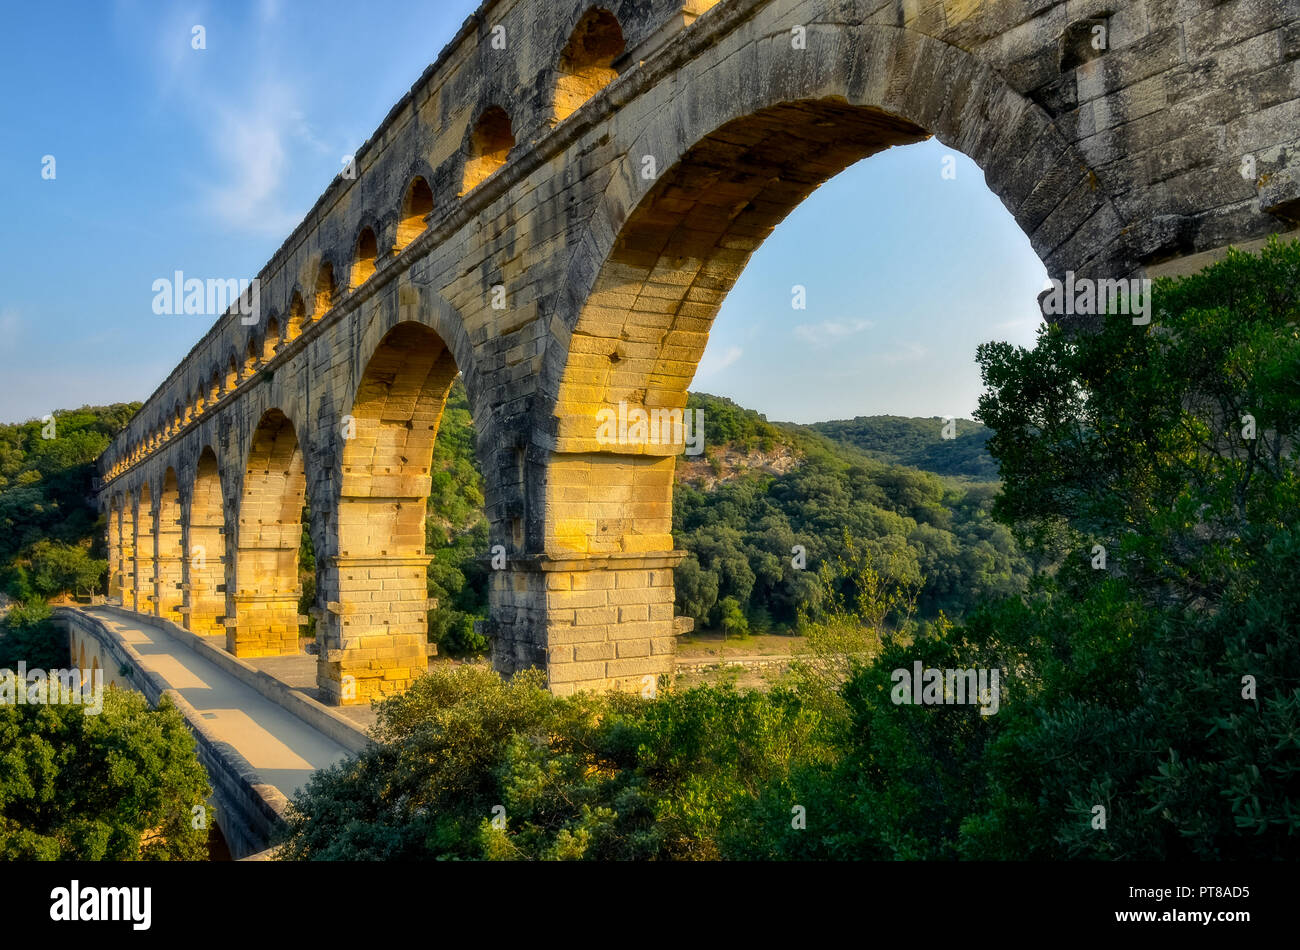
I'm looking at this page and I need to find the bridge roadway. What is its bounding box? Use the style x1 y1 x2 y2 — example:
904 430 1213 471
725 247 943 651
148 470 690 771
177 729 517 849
83 607 352 797
58 604 373 856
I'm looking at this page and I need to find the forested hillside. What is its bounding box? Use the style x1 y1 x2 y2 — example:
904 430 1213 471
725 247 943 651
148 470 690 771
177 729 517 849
808 414 998 480
0 404 137 601
424 388 1031 648
671 394 1028 633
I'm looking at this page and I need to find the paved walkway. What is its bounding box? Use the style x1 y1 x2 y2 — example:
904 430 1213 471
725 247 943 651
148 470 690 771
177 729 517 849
84 607 353 799
243 652 380 732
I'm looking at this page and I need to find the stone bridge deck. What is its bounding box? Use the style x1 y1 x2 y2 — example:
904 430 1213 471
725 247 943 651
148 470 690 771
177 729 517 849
57 605 371 858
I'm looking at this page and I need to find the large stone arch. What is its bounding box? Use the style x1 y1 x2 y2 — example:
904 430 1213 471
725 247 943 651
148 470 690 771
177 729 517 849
318 320 459 703
119 492 136 610
155 468 185 623
525 18 1127 695
549 19 1121 385
186 445 228 637
133 482 153 615
300 280 494 704
230 408 307 657
107 494 123 601
539 20 1132 440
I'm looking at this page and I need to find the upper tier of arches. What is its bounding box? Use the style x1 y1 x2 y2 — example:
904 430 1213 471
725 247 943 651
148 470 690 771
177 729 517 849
101 3 650 484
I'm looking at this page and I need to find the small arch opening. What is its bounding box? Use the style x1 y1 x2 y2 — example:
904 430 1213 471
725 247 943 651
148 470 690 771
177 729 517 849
554 8 624 123
352 227 378 288
314 263 336 318
397 177 434 250
287 292 306 341
262 316 280 362
462 107 515 194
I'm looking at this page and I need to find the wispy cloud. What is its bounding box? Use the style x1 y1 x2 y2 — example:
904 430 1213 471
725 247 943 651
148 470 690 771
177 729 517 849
135 1 329 235
874 341 928 363
256 0 281 24
0 309 21 346
203 82 316 234
149 4 207 86
696 345 743 378
793 317 875 345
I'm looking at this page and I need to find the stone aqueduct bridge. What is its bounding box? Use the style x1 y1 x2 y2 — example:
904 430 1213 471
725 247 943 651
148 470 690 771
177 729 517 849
95 0 1300 705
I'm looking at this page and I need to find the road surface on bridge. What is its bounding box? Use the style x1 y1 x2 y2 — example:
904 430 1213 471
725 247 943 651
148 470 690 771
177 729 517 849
84 606 353 799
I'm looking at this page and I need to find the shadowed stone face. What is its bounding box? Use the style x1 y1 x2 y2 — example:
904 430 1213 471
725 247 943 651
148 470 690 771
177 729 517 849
96 0 1300 703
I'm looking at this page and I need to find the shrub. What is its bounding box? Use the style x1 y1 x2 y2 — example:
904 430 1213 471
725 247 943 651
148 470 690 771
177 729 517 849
0 600 65 669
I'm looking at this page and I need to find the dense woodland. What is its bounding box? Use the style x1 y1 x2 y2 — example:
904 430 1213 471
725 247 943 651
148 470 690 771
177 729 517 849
0 404 135 602
414 383 1029 653
807 414 999 481
672 394 1029 634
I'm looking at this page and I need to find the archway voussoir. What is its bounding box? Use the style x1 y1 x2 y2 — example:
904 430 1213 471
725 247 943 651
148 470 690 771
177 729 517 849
1032 174 1110 260
1016 153 1094 239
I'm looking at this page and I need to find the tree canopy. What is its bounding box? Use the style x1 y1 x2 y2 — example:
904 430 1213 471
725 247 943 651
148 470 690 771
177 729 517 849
0 404 137 601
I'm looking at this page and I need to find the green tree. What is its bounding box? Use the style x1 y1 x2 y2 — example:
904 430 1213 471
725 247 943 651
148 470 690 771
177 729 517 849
278 664 833 861
673 554 718 626
26 540 107 598
0 690 211 859
0 600 66 669
960 236 1300 858
977 238 1300 604
718 597 748 640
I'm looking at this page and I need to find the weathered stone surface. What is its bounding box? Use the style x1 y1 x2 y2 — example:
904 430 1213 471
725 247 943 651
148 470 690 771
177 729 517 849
95 0 1300 704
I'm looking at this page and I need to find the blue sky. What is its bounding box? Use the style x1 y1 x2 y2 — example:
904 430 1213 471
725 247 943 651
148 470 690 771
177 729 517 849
0 0 1047 427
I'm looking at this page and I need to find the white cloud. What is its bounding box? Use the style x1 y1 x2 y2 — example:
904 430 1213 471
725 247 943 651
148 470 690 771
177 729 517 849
203 82 312 234
256 0 281 24
136 2 328 235
793 317 874 344
696 345 742 378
